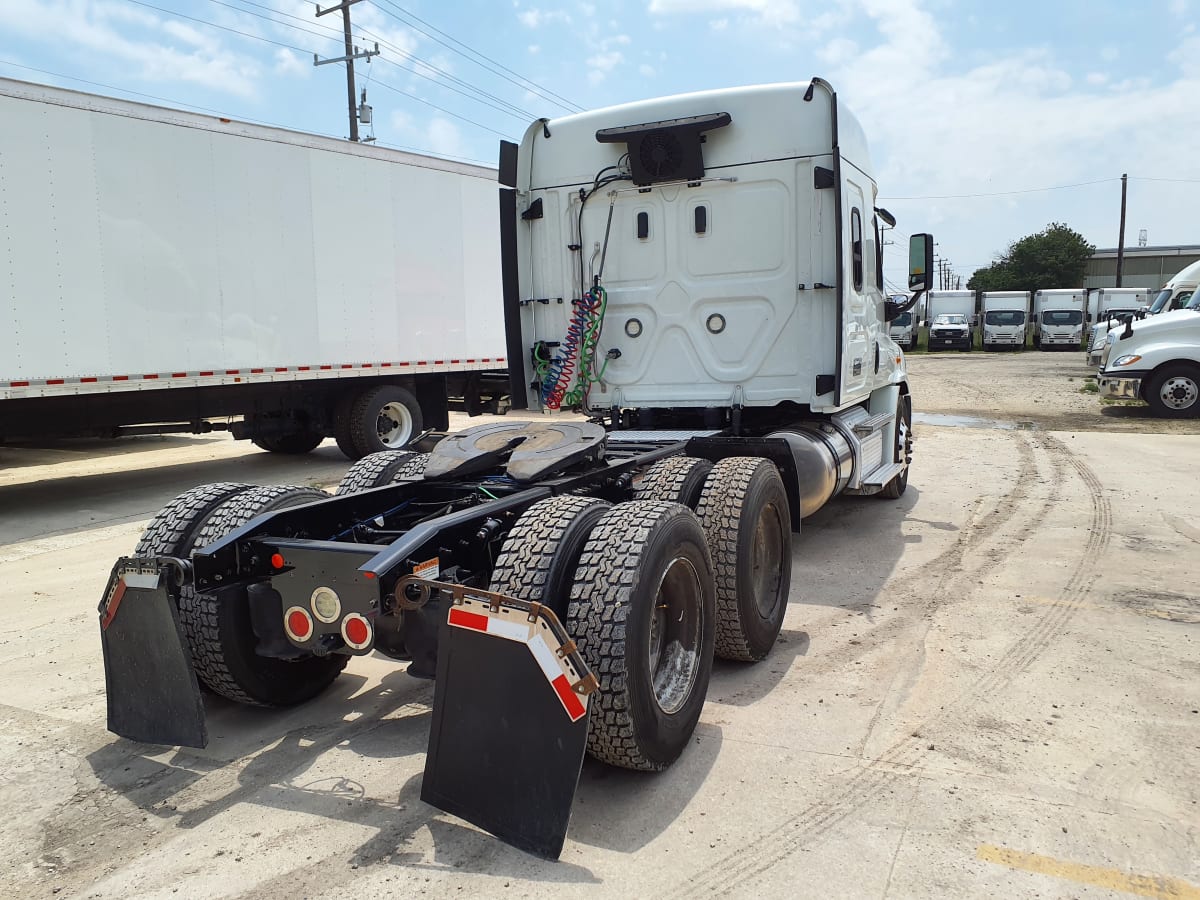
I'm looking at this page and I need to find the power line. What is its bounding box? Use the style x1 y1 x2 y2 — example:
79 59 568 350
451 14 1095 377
206 0 536 121
119 0 515 140
1129 175 1200 185
880 177 1117 201
370 0 583 114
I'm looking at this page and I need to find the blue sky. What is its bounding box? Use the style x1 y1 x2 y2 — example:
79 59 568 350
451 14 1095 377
1 0 1197 292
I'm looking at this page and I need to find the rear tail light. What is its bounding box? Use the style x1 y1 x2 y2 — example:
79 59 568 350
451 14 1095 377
310 586 341 623
341 613 373 650
284 606 314 643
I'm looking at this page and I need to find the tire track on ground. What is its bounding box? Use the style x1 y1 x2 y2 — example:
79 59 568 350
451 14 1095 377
671 433 1110 897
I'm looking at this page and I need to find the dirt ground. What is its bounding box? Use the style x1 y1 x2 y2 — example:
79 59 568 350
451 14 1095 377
1 352 1197 899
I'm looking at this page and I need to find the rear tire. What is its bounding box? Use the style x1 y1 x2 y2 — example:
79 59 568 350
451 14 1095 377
567 501 715 771
344 385 423 457
490 496 611 619
334 450 419 495
1145 363 1200 418
134 482 251 557
695 458 791 662
252 430 325 454
633 456 713 508
179 485 347 706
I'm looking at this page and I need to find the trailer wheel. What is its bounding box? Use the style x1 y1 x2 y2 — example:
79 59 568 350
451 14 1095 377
179 485 347 706
339 385 424 457
567 501 715 771
878 394 913 500
334 450 418 495
1145 363 1200 418
490 496 611 618
633 456 713 508
695 457 791 662
252 430 325 454
134 482 252 557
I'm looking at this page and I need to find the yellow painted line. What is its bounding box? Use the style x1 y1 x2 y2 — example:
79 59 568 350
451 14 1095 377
977 844 1200 899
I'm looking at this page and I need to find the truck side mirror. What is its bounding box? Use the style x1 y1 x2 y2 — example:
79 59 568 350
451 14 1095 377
908 234 933 293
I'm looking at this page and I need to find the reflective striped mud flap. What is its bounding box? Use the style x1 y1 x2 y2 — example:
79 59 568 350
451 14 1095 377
416 579 597 859
97 558 207 749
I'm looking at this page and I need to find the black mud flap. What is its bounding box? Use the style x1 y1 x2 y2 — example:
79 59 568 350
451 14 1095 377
415 579 597 859
98 558 207 749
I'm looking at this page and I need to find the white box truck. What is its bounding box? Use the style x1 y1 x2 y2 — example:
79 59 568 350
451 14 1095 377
0 78 507 458
888 293 917 350
980 291 1030 351
1033 288 1086 349
925 290 975 350
1085 288 1149 364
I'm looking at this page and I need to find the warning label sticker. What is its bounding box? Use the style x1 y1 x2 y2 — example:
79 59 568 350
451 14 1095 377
413 557 440 580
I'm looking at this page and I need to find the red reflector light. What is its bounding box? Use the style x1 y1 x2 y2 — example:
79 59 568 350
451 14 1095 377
270 553 285 569
341 613 372 650
362 571 376 579
284 606 313 642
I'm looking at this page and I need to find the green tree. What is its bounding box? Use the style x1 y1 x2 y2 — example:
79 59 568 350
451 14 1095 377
967 223 1094 294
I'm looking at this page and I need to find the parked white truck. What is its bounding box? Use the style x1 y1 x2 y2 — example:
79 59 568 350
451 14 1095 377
1098 293 1200 417
1091 262 1200 366
1085 288 1150 364
98 77 934 858
0 78 507 458
926 290 975 350
981 291 1030 351
1033 288 1086 349
888 294 917 350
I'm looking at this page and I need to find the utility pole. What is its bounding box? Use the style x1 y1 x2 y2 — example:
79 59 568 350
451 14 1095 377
314 0 379 142
1115 173 1128 287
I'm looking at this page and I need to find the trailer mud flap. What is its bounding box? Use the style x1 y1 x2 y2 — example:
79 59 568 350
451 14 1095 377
413 580 597 859
98 559 207 749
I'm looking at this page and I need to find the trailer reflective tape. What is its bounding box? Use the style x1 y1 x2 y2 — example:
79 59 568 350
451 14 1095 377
445 598 590 722
447 607 489 633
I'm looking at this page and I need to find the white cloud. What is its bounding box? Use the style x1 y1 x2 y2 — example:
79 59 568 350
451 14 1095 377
529 44 541 54
649 0 801 27
273 48 308 77
0 0 262 97
588 50 623 85
639 63 657 77
518 7 572 28
819 0 1200 284
1100 45 1120 62
710 18 729 30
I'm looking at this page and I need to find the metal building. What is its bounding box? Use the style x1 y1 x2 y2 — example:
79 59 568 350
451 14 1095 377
1086 244 1200 290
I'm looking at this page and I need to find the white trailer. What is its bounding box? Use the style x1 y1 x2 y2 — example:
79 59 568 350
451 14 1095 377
1033 288 1086 350
925 290 975 350
980 291 1030 351
0 78 506 457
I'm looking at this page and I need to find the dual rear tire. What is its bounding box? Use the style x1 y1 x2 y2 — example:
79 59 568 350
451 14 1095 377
491 456 793 772
136 483 346 707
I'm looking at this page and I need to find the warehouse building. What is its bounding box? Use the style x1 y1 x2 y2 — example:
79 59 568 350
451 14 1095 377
1086 244 1200 290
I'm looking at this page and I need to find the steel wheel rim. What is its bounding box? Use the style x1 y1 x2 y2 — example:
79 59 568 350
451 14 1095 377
376 401 414 447
1160 376 1198 410
647 556 703 715
751 502 785 618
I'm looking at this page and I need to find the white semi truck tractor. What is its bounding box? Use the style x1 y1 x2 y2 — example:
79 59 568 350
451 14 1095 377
97 78 932 859
980 291 1030 351
1090 264 1199 365
1098 293 1200 417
